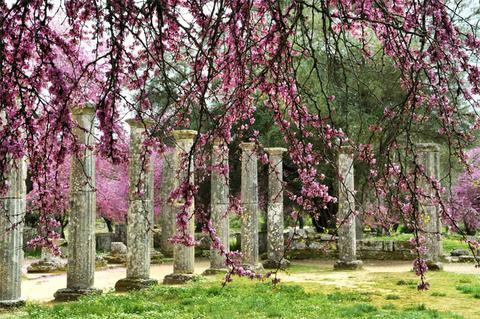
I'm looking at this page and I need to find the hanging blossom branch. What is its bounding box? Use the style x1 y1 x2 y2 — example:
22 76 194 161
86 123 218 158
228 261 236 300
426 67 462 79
1 0 480 288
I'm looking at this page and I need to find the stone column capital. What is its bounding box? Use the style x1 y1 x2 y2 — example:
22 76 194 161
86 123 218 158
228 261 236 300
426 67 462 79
172 130 198 141
213 137 227 146
265 147 287 156
339 145 354 154
71 104 96 116
415 143 440 153
239 142 256 151
126 118 154 129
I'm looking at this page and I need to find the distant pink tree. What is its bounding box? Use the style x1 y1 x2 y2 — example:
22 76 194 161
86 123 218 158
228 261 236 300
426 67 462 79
449 148 480 234
27 148 163 230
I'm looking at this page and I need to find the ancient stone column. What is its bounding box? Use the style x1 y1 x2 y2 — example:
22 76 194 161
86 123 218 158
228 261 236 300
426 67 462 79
55 105 101 301
163 130 198 284
115 119 158 291
415 143 443 270
239 142 262 271
0 155 26 308
334 146 363 270
159 150 175 257
263 148 289 269
203 139 230 275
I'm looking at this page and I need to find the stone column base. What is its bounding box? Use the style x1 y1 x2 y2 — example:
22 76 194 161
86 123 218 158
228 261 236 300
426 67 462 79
115 278 158 292
54 287 102 302
262 259 290 270
334 260 363 270
0 299 25 308
163 273 198 284
426 261 443 271
202 268 229 276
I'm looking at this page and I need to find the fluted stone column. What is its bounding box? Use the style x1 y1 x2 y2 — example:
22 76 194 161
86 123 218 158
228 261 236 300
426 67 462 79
163 130 198 284
416 143 443 270
159 150 175 257
115 119 158 291
55 105 101 301
334 146 362 270
239 142 262 271
263 148 289 269
204 139 230 275
0 156 26 308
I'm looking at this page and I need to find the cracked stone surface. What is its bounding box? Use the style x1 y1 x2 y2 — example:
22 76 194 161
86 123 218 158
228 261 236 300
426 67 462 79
0 153 26 308
204 139 230 275
54 105 100 302
239 142 260 269
415 143 443 271
264 148 288 270
334 146 362 270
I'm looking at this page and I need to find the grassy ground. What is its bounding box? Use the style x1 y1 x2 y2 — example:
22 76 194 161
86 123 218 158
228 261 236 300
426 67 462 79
2 263 479 319
7 282 463 319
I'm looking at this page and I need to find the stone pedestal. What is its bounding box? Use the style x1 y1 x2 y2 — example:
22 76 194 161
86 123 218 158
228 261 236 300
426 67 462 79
54 105 102 301
203 139 230 275
159 150 175 257
115 119 158 292
163 130 198 284
0 156 26 308
334 146 363 270
416 143 443 271
263 148 289 269
96 232 113 252
104 242 127 264
239 142 262 271
27 239 67 273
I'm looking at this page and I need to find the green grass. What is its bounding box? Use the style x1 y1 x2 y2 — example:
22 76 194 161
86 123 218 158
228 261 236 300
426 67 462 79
14 281 463 319
442 238 470 252
456 283 480 299
24 249 42 259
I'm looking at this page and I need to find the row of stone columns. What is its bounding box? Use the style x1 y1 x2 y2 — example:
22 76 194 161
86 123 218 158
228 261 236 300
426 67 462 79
0 103 442 305
333 144 443 271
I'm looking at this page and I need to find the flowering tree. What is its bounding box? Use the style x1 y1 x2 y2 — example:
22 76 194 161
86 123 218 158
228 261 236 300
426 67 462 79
27 151 163 234
1 0 480 288
449 147 480 235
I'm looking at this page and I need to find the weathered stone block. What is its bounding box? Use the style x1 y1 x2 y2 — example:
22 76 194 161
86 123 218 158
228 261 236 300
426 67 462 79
115 278 157 292
163 273 198 285
393 240 414 251
451 249 470 256
334 260 363 270
54 288 102 302
360 240 384 251
96 233 113 252
383 241 394 252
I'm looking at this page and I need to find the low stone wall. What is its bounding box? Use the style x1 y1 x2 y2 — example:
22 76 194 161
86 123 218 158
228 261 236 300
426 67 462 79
284 227 416 260
190 228 416 260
